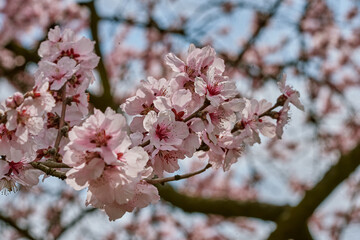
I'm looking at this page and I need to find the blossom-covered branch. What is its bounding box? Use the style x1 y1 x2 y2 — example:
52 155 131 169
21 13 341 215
0 26 303 221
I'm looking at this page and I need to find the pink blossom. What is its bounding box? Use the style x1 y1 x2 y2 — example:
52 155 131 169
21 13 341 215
60 37 100 70
278 75 304 111
119 146 150 178
275 103 291 139
65 87 89 117
165 44 225 80
100 180 160 221
65 108 128 164
181 132 202 158
31 82 56 113
39 26 100 70
194 66 237 107
38 26 75 59
36 57 79 90
153 89 192 115
67 70 94 93
65 156 105 190
84 166 157 221
143 110 189 152
0 136 37 164
151 150 184 177
63 106 157 220
51 103 87 127
223 148 244 171
121 77 170 116
6 104 44 144
65 143 150 192
237 99 276 145
0 158 41 194
191 103 236 144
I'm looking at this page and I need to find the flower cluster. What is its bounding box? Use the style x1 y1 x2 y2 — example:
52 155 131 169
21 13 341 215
0 27 303 221
64 108 159 220
122 44 303 174
0 26 98 193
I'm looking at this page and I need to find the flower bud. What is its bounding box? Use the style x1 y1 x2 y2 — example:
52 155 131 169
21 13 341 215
13 92 24 106
5 97 16 109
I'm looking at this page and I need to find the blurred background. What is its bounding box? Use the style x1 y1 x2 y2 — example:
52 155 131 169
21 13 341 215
1 0 360 239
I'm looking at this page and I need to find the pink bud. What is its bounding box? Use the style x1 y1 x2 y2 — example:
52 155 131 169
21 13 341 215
5 97 16 108
13 92 24 106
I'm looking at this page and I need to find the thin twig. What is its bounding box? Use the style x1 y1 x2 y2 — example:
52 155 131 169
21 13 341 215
258 102 281 118
183 99 210 122
146 164 212 185
54 85 67 151
139 140 150 148
29 85 69 179
101 16 185 36
231 102 281 133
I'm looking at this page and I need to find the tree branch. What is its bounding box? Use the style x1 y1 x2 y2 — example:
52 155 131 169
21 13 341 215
54 85 67 152
4 42 40 63
183 99 210 122
268 144 360 239
30 162 67 180
157 184 288 221
101 16 185 36
86 1 116 111
146 164 212 184
41 161 71 169
54 208 96 240
0 212 38 240
231 0 284 66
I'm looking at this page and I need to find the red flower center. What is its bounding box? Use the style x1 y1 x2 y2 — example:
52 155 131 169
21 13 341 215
17 109 30 125
8 161 24 175
207 84 221 96
155 124 170 141
90 129 112 147
117 152 124 161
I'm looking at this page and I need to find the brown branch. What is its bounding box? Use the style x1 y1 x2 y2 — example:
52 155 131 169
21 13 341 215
0 211 38 240
41 161 71 169
231 0 284 66
157 184 288 221
146 164 212 185
4 42 40 63
139 140 151 148
54 85 67 151
268 144 360 239
54 208 96 240
30 162 66 180
231 101 281 133
183 99 210 122
86 1 116 111
101 16 185 36
1 42 40 92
